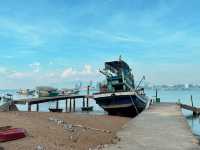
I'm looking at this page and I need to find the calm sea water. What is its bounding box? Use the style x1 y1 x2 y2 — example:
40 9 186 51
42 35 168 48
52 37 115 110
1 89 200 136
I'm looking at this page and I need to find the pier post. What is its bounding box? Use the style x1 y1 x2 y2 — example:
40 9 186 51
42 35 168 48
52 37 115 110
65 99 68 112
36 104 39 112
86 98 89 108
87 86 90 107
56 100 59 109
28 103 31 112
82 97 85 108
69 98 72 112
155 89 158 102
73 98 76 112
191 95 193 107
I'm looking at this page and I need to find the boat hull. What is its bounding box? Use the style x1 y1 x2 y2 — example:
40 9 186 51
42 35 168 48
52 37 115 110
94 92 147 117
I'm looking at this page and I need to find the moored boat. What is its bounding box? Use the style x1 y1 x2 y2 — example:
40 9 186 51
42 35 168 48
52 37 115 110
59 88 80 96
36 86 59 97
17 89 35 95
93 57 149 117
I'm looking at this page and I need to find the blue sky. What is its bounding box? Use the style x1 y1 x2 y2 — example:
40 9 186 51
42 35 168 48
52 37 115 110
0 0 200 88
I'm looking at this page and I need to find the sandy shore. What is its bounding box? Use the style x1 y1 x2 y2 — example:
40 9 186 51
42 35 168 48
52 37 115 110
0 112 130 150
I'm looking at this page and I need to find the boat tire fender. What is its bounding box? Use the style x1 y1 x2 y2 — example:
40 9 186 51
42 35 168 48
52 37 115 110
111 93 115 97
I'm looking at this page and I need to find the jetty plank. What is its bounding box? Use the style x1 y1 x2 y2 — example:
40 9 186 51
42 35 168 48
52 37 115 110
104 103 200 150
13 95 93 105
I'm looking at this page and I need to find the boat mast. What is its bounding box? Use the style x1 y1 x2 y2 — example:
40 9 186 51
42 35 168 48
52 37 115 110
119 56 126 91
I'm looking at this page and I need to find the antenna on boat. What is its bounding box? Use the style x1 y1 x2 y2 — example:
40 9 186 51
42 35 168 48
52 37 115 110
136 76 145 90
119 55 122 61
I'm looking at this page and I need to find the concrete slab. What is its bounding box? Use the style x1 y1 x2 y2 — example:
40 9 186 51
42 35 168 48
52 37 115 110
105 103 200 150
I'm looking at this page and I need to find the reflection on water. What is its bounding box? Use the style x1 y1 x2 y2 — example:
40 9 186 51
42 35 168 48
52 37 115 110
184 110 200 138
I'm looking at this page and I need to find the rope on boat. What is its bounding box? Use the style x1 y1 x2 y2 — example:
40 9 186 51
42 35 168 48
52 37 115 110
124 80 140 115
129 95 139 115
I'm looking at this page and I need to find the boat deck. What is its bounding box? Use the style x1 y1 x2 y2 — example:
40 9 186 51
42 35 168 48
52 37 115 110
105 103 200 150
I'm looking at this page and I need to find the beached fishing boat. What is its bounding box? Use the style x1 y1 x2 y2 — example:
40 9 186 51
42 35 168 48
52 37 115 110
93 57 149 117
36 86 59 97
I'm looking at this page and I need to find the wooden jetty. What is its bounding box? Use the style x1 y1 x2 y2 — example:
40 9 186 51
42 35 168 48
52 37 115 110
105 103 200 150
14 95 94 112
179 95 200 115
179 104 200 115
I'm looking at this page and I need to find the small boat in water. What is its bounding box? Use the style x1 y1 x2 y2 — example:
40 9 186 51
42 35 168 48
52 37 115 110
49 108 63 112
59 88 80 96
59 83 81 96
17 89 35 96
93 57 149 117
36 86 59 97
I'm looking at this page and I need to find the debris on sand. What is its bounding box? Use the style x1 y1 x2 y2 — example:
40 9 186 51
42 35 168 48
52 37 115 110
36 145 45 150
48 117 112 134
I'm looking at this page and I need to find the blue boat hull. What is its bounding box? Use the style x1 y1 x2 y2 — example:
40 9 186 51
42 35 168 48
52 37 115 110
94 93 147 117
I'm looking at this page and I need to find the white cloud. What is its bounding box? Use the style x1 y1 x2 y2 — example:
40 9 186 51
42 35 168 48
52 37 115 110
49 61 54 65
81 64 92 75
29 62 41 73
80 29 145 44
8 72 30 79
61 64 97 80
0 67 7 74
1 55 14 59
61 68 77 78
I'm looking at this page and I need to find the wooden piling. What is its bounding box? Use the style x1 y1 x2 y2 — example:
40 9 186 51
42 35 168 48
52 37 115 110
155 89 158 101
191 95 193 107
69 98 72 112
86 99 89 107
73 98 76 112
36 104 39 112
87 86 90 107
83 97 85 108
28 103 31 112
56 100 59 109
65 99 68 112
